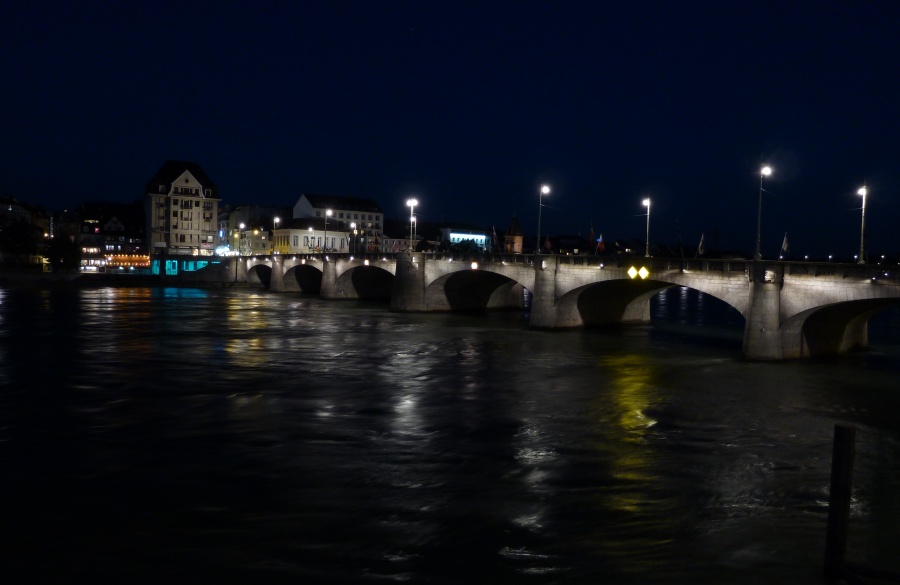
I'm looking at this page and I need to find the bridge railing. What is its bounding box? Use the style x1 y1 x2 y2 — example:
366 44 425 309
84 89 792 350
784 261 898 282
242 252 899 281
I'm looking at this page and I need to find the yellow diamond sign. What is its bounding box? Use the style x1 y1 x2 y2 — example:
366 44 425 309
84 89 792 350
628 266 650 279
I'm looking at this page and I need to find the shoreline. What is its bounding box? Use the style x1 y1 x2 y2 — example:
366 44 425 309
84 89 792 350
0 271 233 289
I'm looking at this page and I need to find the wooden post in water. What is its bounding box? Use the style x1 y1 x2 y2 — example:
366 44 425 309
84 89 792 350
824 424 856 582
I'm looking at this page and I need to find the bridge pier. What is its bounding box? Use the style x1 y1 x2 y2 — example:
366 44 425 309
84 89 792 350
269 255 285 292
390 252 426 311
321 257 339 299
228 256 248 283
529 255 560 328
742 262 784 360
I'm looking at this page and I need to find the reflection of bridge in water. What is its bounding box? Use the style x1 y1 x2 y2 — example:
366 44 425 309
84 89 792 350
198 253 900 360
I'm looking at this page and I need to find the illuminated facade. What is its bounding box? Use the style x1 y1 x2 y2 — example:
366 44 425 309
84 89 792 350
293 194 383 251
440 227 488 251
271 217 350 254
145 161 220 259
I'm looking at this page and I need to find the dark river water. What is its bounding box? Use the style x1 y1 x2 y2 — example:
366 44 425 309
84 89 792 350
2 284 900 584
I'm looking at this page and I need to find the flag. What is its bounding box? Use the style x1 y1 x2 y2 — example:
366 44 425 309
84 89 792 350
597 233 605 253
697 233 705 256
781 232 789 255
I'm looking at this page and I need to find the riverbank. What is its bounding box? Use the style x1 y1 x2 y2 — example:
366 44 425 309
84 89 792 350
0 270 269 290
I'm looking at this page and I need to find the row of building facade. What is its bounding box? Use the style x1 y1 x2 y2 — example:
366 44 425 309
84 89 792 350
2 160 518 274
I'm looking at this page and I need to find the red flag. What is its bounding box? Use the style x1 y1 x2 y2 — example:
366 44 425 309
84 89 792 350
596 233 605 253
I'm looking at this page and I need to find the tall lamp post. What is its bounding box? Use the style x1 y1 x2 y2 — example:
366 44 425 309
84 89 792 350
406 198 418 251
642 197 651 257
323 209 332 255
273 216 280 254
857 186 867 264
537 184 550 254
350 222 357 254
755 165 772 260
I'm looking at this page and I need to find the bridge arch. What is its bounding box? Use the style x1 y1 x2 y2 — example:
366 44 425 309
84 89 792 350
553 275 749 329
780 298 900 358
246 263 272 288
283 264 323 293
561 280 675 328
424 270 528 311
333 264 395 300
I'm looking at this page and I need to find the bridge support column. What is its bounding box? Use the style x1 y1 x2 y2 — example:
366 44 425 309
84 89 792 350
230 257 247 283
743 262 784 360
391 252 426 311
320 257 338 299
529 255 559 328
268 255 285 292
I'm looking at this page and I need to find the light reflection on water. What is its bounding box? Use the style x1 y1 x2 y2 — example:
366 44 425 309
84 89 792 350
1 285 899 583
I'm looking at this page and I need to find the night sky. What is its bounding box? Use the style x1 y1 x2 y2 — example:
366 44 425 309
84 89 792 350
3 1 898 258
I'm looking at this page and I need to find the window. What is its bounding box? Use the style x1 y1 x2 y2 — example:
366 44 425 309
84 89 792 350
172 211 177 218
354 213 359 219
205 189 211 196
179 234 186 243
195 201 200 207
173 199 179 205
303 236 309 246
293 236 298 246
316 211 321 217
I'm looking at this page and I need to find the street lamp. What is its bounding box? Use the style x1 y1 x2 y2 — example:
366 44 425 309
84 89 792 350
325 209 333 252
350 222 357 254
537 184 550 254
642 198 651 257
755 165 772 260
857 186 867 264
406 198 418 251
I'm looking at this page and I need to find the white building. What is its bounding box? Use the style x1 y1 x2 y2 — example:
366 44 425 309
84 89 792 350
441 227 488 251
145 161 220 258
272 217 350 255
293 194 383 252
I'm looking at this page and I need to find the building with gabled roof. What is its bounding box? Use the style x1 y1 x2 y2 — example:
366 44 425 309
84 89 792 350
293 193 384 251
145 160 220 260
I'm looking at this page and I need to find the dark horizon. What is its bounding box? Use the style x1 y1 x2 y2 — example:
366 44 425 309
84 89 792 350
3 1 898 259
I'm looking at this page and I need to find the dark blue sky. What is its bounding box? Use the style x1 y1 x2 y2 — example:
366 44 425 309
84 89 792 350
3 0 898 258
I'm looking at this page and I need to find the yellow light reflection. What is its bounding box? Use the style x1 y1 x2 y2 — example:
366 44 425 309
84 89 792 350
594 354 660 510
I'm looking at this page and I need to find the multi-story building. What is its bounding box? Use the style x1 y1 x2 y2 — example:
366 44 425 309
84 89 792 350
272 217 350 255
218 204 290 254
293 194 383 251
74 201 147 272
145 161 220 261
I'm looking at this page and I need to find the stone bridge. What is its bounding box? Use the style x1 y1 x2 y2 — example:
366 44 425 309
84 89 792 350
211 253 900 360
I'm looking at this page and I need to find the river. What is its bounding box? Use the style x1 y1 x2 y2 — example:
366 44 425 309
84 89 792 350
1 284 899 583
